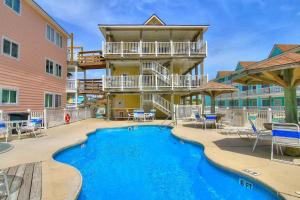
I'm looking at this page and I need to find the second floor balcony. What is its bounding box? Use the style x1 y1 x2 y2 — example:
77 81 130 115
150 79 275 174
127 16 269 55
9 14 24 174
103 74 207 92
102 41 207 58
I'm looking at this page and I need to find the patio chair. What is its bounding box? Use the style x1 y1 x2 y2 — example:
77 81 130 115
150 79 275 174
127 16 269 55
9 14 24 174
204 114 217 129
249 119 272 152
0 121 10 142
0 170 9 197
145 109 156 121
193 113 204 128
127 110 134 121
133 110 145 122
271 123 300 163
17 118 43 138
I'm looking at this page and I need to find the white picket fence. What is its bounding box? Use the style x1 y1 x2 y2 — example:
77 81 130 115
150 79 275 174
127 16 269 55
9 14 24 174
175 105 202 120
0 108 92 129
174 105 289 129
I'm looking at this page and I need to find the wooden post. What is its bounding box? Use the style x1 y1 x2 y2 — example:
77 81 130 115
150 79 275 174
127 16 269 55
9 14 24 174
70 33 74 64
211 96 216 114
283 69 298 123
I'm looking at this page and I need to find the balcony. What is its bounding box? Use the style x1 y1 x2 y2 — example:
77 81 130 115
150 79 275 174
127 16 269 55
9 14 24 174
68 48 106 69
103 75 207 92
67 79 77 92
78 79 103 94
102 41 207 57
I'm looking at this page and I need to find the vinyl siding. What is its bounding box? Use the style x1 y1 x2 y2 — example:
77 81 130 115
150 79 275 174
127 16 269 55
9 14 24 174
0 1 67 112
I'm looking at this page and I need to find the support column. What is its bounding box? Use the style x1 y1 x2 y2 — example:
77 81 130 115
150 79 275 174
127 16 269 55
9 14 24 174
106 93 111 121
171 93 174 120
106 61 110 76
195 64 199 105
200 61 205 113
83 69 87 106
140 92 144 110
74 65 78 108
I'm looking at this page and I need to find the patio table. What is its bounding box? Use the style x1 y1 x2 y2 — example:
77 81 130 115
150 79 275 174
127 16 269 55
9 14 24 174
263 122 298 131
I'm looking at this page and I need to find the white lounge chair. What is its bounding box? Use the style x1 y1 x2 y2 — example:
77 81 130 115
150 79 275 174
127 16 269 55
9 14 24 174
0 170 9 197
249 119 272 152
271 123 300 163
0 121 10 142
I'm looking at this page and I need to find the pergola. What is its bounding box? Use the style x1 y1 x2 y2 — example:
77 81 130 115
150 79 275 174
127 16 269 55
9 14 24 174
190 81 237 114
233 52 300 123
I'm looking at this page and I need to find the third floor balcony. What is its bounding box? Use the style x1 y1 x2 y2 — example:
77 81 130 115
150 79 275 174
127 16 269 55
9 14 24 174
102 41 207 58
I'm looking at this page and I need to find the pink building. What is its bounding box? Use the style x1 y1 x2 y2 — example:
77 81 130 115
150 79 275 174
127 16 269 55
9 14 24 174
0 0 69 112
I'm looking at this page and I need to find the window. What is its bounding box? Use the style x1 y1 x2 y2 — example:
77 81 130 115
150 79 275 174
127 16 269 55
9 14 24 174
45 93 53 108
2 38 19 58
273 99 282 107
0 88 17 104
46 59 62 78
262 99 270 107
46 59 54 74
55 94 61 107
4 0 20 14
46 24 63 48
45 93 62 108
55 64 62 77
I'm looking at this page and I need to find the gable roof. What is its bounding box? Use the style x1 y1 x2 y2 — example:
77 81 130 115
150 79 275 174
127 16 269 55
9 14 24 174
269 44 299 58
144 14 166 26
235 61 256 71
246 52 300 72
216 71 233 78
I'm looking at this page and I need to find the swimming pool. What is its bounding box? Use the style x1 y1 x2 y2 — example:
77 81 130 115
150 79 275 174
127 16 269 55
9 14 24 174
54 125 280 200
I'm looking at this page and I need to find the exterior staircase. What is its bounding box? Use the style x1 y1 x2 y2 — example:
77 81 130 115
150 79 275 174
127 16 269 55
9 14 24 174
144 94 172 116
142 61 170 85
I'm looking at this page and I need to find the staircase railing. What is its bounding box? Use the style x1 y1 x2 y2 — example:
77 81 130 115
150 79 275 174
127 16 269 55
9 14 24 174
152 94 172 115
142 61 170 76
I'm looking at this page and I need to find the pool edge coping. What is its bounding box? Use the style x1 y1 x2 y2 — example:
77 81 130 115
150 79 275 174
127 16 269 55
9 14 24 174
51 124 287 200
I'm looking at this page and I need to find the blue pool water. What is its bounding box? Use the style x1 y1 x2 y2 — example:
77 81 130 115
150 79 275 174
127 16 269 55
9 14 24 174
55 126 279 200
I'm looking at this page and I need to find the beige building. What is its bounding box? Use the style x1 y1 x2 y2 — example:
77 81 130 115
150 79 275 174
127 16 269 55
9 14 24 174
99 15 208 119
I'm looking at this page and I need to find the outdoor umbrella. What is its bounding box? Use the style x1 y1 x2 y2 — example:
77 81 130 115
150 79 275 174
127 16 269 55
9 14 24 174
190 81 237 114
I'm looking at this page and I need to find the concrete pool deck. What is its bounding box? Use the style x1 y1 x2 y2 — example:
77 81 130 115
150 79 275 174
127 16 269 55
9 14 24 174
0 119 299 200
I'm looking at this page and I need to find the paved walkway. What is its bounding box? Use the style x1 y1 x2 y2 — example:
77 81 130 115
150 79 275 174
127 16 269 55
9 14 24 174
0 119 299 200
0 162 42 200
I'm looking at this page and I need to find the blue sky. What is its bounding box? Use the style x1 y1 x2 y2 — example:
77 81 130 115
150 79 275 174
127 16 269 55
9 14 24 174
36 0 300 79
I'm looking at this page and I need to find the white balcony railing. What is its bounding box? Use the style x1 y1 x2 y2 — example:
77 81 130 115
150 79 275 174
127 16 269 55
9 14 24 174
67 79 77 91
103 75 207 91
102 41 207 57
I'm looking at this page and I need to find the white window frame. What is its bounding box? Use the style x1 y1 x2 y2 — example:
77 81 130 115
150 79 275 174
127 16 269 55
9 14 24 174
45 58 63 78
3 0 21 15
44 92 62 108
1 35 20 60
45 24 63 48
45 58 55 75
0 85 19 106
55 62 63 78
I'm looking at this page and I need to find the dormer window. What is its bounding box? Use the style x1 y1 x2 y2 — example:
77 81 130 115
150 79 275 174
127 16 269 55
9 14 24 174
4 0 21 14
